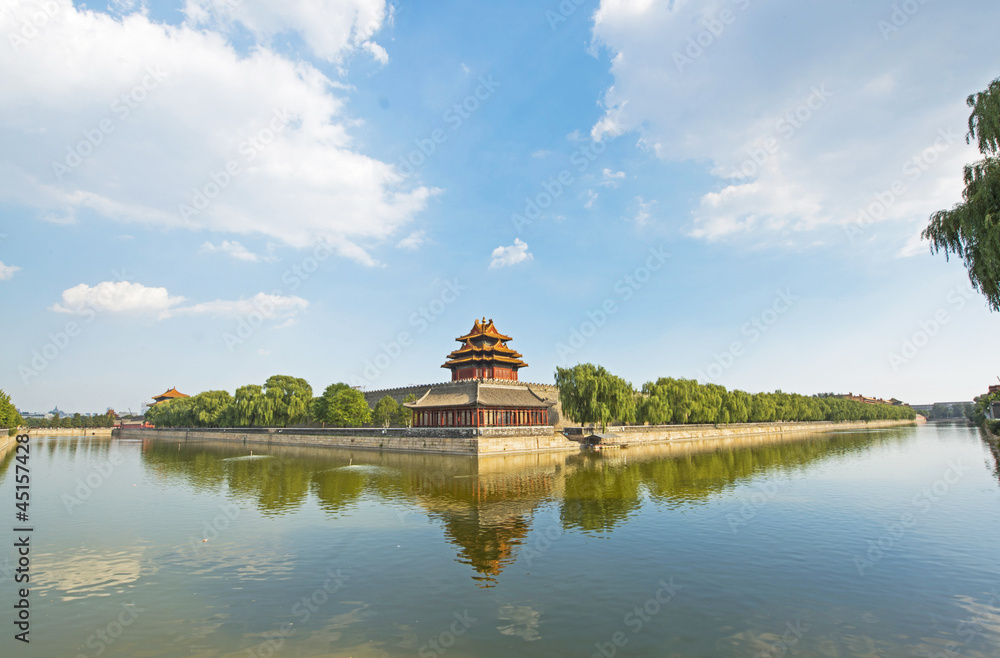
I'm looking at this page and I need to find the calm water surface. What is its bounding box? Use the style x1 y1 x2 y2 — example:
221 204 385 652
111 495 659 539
2 422 1000 657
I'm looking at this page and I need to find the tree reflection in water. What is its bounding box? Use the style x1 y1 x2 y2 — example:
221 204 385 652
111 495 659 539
137 429 905 585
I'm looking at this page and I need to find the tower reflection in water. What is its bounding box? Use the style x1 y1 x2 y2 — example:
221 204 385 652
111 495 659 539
136 429 904 586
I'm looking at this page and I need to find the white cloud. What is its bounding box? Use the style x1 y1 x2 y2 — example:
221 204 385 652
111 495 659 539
489 238 533 269
183 0 390 64
51 281 185 315
633 196 653 226
589 0 996 247
396 229 427 250
0 261 21 280
171 292 308 320
600 168 626 187
584 189 598 208
256 348 271 356
200 240 260 262
50 281 307 323
0 1 431 267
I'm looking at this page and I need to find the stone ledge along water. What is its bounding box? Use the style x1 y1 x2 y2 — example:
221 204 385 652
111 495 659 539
114 418 916 455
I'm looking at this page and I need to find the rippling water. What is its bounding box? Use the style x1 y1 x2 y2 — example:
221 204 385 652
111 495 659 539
2 422 1000 657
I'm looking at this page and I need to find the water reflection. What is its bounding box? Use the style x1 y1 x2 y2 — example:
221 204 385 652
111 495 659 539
138 429 906 586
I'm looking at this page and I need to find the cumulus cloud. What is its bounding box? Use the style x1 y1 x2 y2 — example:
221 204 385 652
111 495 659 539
50 281 185 315
200 240 260 262
601 168 626 187
489 238 533 269
50 281 307 322
589 0 996 247
396 229 427 250
183 0 390 64
0 0 430 266
0 261 21 280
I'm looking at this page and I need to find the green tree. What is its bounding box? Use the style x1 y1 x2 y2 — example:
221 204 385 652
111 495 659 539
0 390 24 430
555 364 636 433
315 383 372 427
923 76 1000 311
395 393 417 427
372 396 401 428
264 375 313 426
234 385 273 427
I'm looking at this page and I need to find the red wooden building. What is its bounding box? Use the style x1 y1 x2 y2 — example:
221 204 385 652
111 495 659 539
407 319 553 428
442 318 528 381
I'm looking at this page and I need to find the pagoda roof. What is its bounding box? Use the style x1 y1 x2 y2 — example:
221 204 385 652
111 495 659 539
153 387 189 401
456 317 513 342
405 382 553 410
444 318 528 371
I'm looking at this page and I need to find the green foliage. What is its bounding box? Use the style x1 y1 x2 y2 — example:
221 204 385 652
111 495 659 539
968 391 1000 424
396 393 417 427
318 385 372 427
263 375 313 426
0 390 24 430
373 396 401 428
555 364 636 433
636 377 916 425
923 76 1000 311
556 367 915 429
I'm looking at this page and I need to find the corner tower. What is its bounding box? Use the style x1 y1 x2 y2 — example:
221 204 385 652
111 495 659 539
442 318 528 381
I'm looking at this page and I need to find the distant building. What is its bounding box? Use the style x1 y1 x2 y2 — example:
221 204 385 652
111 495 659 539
841 393 896 406
151 387 190 405
989 384 1000 395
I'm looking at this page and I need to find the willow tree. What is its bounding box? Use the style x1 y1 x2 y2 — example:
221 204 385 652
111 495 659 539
923 76 1000 311
555 364 636 433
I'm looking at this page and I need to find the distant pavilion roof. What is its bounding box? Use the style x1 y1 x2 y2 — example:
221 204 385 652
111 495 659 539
152 387 189 403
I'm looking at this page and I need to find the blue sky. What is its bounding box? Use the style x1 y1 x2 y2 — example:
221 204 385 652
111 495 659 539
1 0 998 413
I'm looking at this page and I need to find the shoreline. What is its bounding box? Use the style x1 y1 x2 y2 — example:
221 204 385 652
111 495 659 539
115 418 917 456
24 428 114 437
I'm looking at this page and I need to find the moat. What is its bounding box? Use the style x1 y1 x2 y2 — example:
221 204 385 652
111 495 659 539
3 422 1000 656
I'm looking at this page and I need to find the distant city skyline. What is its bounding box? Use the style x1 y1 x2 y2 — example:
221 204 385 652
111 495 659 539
2 0 999 411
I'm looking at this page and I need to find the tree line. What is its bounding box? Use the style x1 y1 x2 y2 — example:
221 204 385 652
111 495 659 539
555 364 917 432
22 411 118 429
144 375 417 429
0 390 25 433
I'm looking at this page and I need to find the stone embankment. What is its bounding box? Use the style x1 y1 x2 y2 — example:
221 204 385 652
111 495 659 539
24 428 114 436
115 418 916 456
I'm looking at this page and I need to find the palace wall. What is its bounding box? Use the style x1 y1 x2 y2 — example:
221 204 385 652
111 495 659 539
114 425 579 455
